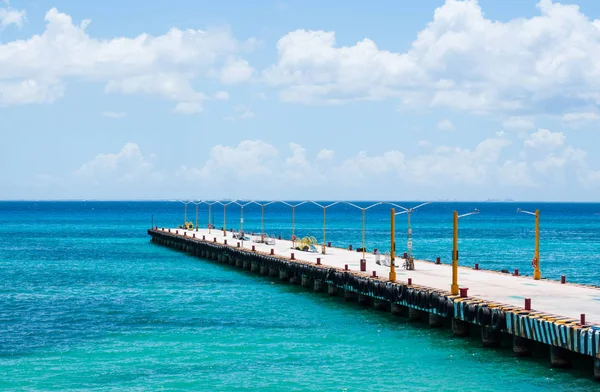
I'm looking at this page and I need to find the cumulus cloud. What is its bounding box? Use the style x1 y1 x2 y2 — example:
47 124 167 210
219 58 254 84
263 0 600 115
524 128 565 149
224 104 255 120
437 119 454 131
0 2 25 28
316 149 334 160
0 8 255 108
76 143 162 184
502 116 535 130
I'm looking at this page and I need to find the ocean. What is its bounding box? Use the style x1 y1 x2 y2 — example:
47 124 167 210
1 201 599 390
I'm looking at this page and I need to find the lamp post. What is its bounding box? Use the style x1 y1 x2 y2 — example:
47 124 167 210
178 200 191 228
233 201 255 233
205 201 219 234
190 201 203 231
309 201 340 254
217 200 238 237
390 202 430 270
451 208 480 295
517 208 541 280
281 201 307 248
250 201 278 242
346 202 382 260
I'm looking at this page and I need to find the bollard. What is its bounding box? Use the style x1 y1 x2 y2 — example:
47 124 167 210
184 232 186 236
524 298 531 310
278 235 281 240
214 237 217 242
328 242 331 247
561 275 566 284
202 235 205 240
169 229 171 233
581 314 586 325
270 249 274 255
316 257 321 265
193 233 195 238
408 278 412 285
435 257 441 264
403 252 408 259
372 271 377 277
459 287 468 298
291 253 295 260
252 245 255 251
474 263 479 270
514 269 519 276
237 242 240 248
224 239 227 245
360 259 366 271
162 228 165 231
349 245 353 251
345 264 348 271
176 230 179 234
373 248 378 254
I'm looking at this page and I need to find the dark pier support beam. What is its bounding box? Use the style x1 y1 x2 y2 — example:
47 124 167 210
301 275 314 288
428 313 444 328
452 318 469 337
480 326 501 348
344 289 357 301
408 308 422 322
550 346 572 369
391 303 406 316
358 294 371 306
313 280 325 293
513 336 532 357
373 299 389 311
327 284 338 296
594 358 600 381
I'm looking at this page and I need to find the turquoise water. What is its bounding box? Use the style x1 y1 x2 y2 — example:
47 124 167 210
1 201 599 390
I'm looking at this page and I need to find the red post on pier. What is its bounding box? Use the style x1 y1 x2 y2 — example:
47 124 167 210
514 269 519 276
561 275 566 284
252 245 256 251
360 259 366 271
459 287 468 298
408 278 412 286
436 257 441 265
224 239 227 245
372 271 377 277
193 233 196 238
270 249 274 255
291 253 295 260
316 257 321 265
328 242 331 247
524 298 531 310
581 314 586 325
345 264 348 270
202 235 205 240
474 263 479 270
349 244 353 251
237 242 240 248
213 237 217 242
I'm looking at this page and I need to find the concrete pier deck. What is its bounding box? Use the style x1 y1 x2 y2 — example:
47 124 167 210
149 227 600 379
183 228 599 324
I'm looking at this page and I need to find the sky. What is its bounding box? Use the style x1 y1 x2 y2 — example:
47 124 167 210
2 0 600 201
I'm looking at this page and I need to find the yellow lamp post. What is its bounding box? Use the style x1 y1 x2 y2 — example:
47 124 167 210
451 209 480 295
346 202 382 260
517 208 541 280
178 200 191 228
281 201 307 248
191 201 203 231
309 201 340 254
390 202 430 270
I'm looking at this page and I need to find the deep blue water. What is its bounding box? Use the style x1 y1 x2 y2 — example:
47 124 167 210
0 201 599 390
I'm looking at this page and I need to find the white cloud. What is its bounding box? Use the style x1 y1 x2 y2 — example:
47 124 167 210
263 0 600 114
76 143 162 184
224 104 255 120
102 111 126 118
173 101 203 114
219 57 254 84
502 116 535 130
316 149 334 160
177 140 279 183
561 112 600 127
0 8 255 107
214 91 229 100
524 128 565 149
0 3 25 28
437 119 454 131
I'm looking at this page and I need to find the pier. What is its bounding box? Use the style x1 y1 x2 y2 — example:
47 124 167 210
148 227 600 380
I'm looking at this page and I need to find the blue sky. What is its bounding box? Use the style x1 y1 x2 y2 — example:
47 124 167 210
2 0 600 201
